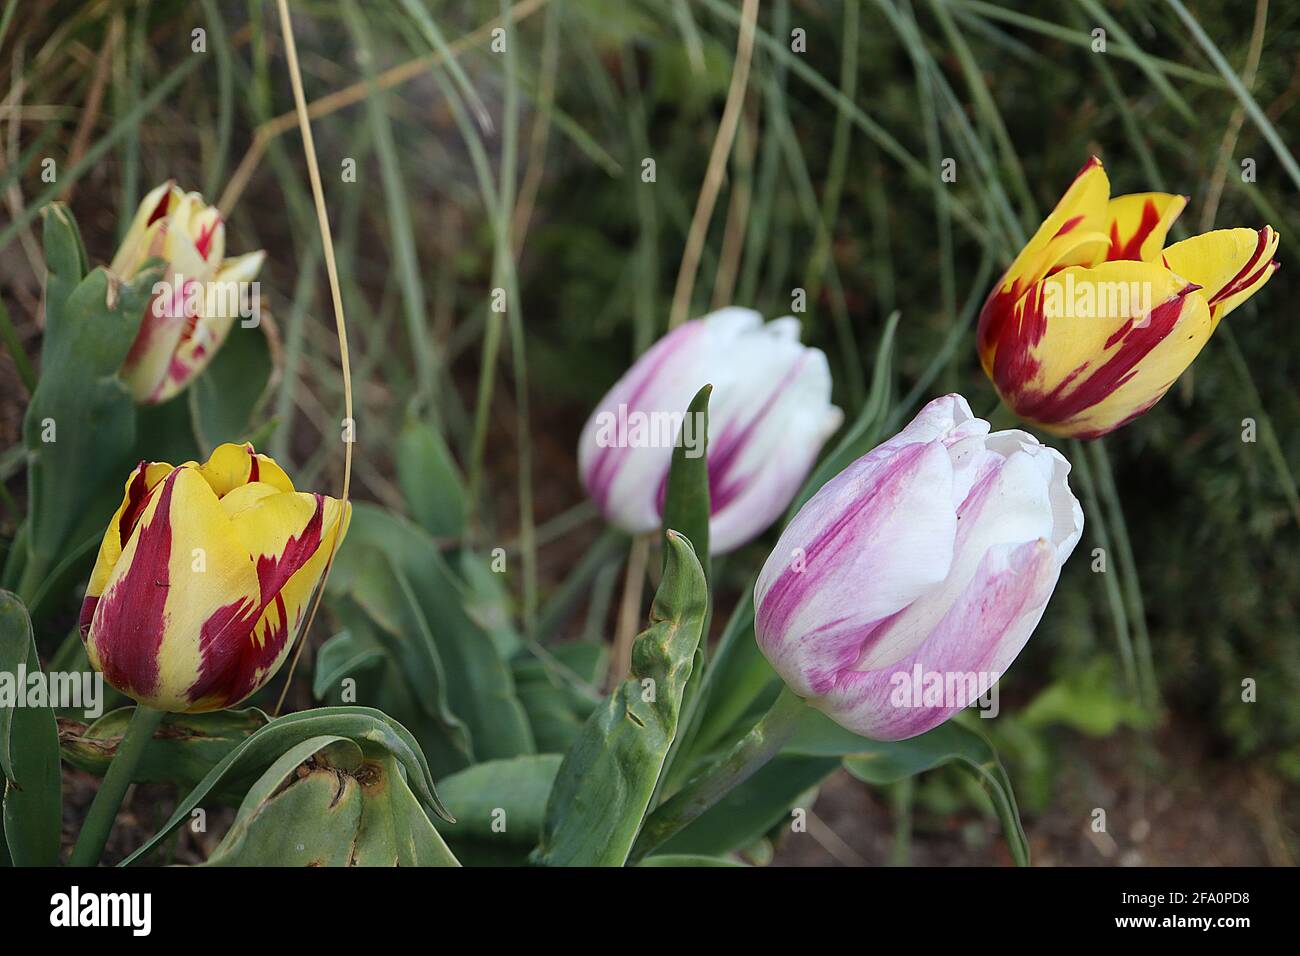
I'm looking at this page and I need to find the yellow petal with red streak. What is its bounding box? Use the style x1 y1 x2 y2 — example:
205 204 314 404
1161 226 1280 324
1103 192 1186 262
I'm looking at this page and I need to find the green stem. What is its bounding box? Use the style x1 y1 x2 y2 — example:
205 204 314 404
630 685 807 863
69 705 165 867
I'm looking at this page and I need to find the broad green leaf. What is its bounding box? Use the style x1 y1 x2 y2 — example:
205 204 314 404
329 504 534 762
121 706 451 866
438 754 561 847
793 712 1030 866
511 642 603 753
189 321 276 452
312 630 385 702
656 755 838 858
460 550 522 659
396 418 467 540
59 706 267 798
533 531 707 866
316 609 471 780
205 735 365 867
332 564 475 775
351 753 460 866
660 384 711 581
206 737 459 867
0 592 62 866
23 204 163 597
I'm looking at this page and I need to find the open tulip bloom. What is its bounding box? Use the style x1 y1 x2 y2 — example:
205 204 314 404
754 394 1084 741
79 443 350 714
578 307 843 554
112 181 266 405
978 157 1280 438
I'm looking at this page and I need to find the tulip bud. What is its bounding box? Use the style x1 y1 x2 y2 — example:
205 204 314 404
978 157 1279 438
79 443 350 714
111 181 267 405
754 394 1083 741
578 308 842 554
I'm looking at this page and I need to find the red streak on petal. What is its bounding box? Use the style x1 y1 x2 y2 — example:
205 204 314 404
988 282 1048 398
1073 156 1102 183
186 494 326 708
194 215 222 261
1053 214 1085 239
87 469 181 700
119 462 156 549
1010 284 1199 428
1207 228 1273 309
146 189 171 226
1106 198 1162 261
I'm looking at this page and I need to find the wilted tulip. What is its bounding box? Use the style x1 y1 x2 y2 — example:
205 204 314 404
978 157 1280 438
754 394 1083 741
578 307 842 554
111 181 266 405
79 443 349 713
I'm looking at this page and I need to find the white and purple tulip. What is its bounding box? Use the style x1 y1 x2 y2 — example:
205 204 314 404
754 394 1084 741
578 308 842 555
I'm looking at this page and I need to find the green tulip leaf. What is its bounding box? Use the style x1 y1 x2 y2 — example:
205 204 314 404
59 706 267 798
438 754 561 855
328 504 534 764
22 203 163 602
511 641 603 753
533 531 707 866
351 753 460 867
0 591 62 866
660 384 711 582
656 755 838 858
790 711 1030 866
121 705 452 866
395 417 467 540
189 320 276 452
204 735 365 867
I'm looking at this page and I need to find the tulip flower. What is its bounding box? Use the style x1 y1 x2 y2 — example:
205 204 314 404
79 443 349 714
578 307 842 554
753 394 1083 741
978 157 1280 438
111 181 266 405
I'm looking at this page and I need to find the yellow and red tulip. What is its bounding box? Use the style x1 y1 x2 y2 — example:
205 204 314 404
111 181 266 405
79 444 349 714
977 157 1280 438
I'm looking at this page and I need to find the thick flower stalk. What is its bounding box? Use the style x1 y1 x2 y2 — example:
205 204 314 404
578 307 842 554
111 181 266 404
79 443 349 713
978 157 1280 438
754 394 1083 741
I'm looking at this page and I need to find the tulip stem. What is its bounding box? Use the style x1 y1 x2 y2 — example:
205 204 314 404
629 685 807 863
68 705 166 867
